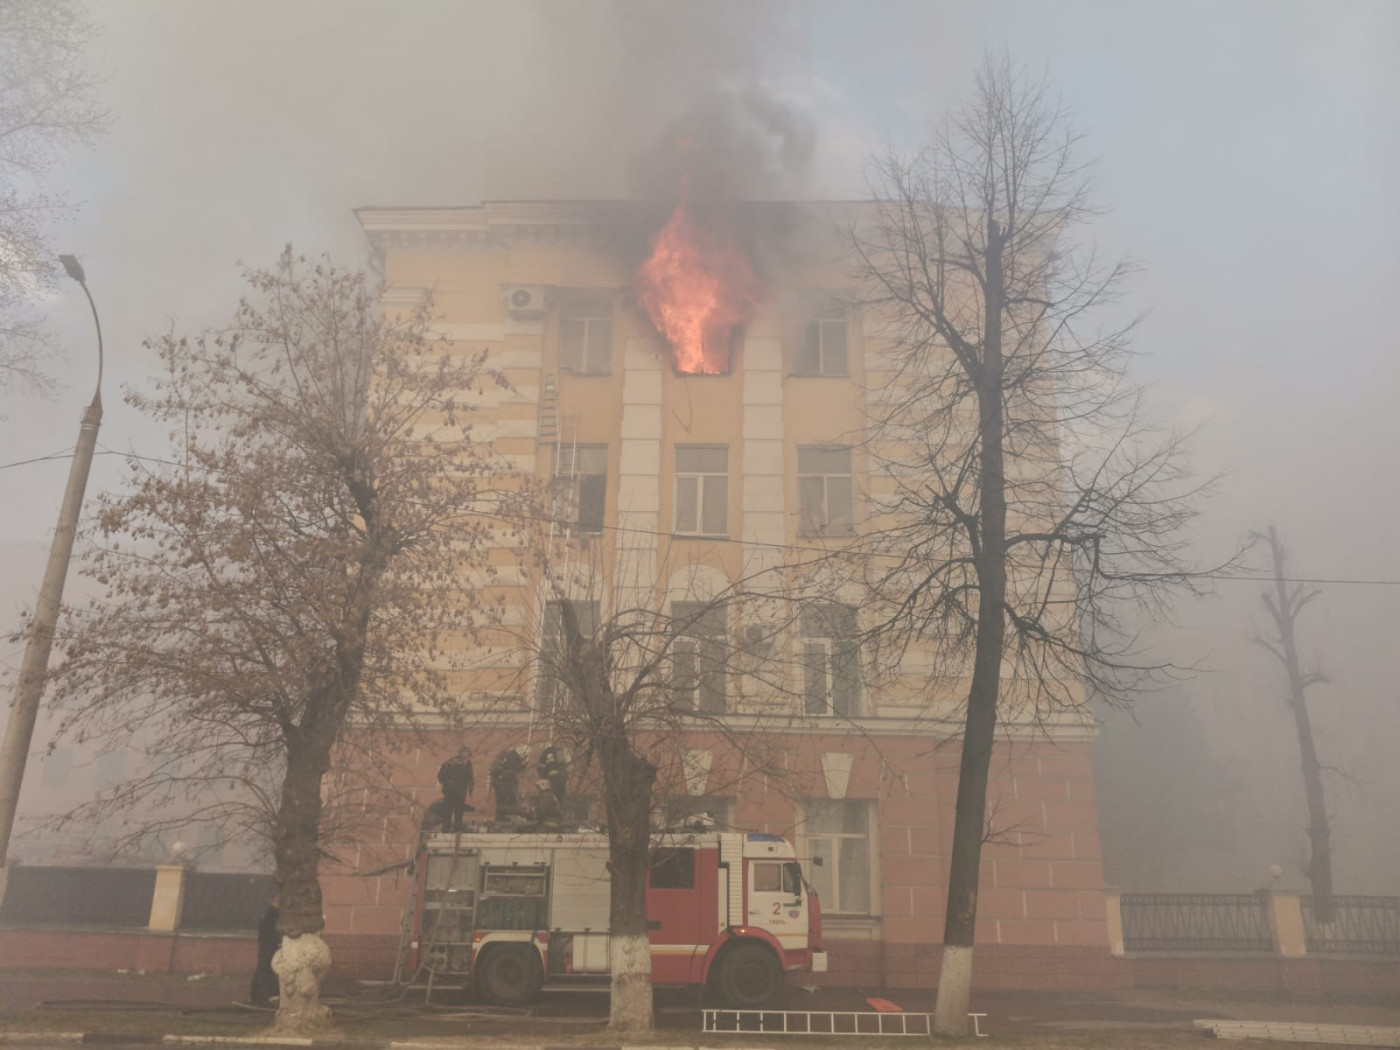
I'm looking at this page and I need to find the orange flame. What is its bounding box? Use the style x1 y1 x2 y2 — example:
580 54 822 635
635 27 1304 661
634 204 761 374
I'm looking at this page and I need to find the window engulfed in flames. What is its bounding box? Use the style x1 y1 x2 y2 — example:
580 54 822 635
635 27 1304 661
634 204 761 374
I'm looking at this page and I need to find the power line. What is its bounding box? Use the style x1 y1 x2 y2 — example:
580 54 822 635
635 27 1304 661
0 446 76 471
10 446 1400 589
441 502 1400 589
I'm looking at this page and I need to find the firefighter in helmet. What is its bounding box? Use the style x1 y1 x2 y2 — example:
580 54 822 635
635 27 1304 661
489 747 526 820
532 778 563 830
537 745 568 807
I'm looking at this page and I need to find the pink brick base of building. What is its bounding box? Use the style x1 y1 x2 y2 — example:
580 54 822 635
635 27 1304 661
319 729 1116 970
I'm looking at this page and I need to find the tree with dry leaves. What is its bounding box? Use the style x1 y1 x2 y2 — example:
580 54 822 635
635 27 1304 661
1 0 106 392
1254 525 1336 922
848 55 1222 1033
48 250 509 1032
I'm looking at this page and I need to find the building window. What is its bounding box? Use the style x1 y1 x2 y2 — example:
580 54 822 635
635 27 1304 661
795 297 849 376
42 747 72 788
797 446 855 537
802 799 873 915
539 599 600 719
674 445 728 536
93 750 127 791
554 444 607 533
558 291 613 375
801 604 860 716
671 601 727 715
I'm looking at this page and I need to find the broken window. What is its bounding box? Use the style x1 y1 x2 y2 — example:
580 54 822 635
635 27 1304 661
555 444 607 533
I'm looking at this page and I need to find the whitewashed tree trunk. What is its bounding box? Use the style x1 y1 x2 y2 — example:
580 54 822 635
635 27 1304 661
932 943 973 1036
272 932 332 1033
608 930 653 1032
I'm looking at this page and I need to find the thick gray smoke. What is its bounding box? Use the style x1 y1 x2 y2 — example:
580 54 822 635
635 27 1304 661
629 82 818 202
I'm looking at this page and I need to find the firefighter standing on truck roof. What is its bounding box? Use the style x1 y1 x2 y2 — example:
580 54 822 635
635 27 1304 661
436 746 474 832
489 747 525 820
538 745 568 805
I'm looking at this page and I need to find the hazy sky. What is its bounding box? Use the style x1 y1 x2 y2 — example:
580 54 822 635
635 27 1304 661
3 0 1397 888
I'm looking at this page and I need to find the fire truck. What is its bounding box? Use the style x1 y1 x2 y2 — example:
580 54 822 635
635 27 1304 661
402 828 826 1007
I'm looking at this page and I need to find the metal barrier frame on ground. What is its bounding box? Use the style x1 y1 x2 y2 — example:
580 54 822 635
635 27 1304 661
703 1009 987 1037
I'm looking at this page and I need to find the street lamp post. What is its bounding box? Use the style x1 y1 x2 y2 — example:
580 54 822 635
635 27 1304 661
0 255 104 884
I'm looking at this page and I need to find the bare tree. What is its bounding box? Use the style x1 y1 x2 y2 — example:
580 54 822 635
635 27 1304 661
502 539 799 1033
1255 525 1336 922
47 250 509 1032
848 55 1221 1033
1 0 106 392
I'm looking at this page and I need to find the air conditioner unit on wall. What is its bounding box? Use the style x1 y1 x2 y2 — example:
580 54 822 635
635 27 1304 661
501 284 550 318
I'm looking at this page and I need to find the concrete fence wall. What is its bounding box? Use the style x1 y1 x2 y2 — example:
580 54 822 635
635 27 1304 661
0 864 271 933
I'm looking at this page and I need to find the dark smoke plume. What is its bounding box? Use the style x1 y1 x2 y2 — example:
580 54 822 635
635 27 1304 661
629 82 817 203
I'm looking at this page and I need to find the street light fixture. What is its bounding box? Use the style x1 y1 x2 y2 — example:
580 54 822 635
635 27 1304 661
0 255 105 880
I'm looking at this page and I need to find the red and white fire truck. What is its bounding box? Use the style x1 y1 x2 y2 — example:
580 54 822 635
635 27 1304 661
404 828 826 1007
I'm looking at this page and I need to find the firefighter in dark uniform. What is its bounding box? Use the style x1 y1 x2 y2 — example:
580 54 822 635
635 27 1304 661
436 747 475 832
489 747 525 820
250 892 280 1006
533 778 563 830
537 745 568 807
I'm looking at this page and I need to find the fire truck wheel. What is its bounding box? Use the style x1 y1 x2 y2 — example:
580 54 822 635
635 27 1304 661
475 945 542 1006
718 942 783 1009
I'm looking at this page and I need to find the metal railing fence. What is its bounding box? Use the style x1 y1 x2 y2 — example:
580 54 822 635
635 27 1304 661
1301 895 1400 955
1120 893 1274 953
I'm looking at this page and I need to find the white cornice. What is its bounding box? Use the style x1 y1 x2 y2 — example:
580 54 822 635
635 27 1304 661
355 200 871 253
356 201 647 252
364 708 1100 742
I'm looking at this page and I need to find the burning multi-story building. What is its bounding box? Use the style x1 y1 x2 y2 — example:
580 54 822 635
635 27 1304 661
321 200 1114 990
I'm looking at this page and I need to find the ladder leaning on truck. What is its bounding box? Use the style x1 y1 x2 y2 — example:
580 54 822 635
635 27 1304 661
403 828 826 1008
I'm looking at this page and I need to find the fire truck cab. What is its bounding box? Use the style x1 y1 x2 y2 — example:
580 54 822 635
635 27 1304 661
407 829 826 1007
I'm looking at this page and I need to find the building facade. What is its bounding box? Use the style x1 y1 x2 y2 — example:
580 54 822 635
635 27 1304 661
319 201 1118 990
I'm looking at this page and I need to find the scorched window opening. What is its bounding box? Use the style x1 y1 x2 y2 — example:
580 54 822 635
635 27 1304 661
669 325 740 376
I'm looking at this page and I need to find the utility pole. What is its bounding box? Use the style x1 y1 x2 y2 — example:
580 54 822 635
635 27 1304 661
0 256 103 888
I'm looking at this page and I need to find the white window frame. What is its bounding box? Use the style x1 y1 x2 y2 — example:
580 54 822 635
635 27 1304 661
674 445 729 537
670 601 727 714
797 446 855 537
799 799 879 918
793 294 850 377
558 292 614 375
801 604 861 717
797 319 849 376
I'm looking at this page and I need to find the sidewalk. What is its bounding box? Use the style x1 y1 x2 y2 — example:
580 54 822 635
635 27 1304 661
1 969 1397 1047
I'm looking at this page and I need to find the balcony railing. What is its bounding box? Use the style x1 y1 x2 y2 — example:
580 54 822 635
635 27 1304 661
1301 895 1400 955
